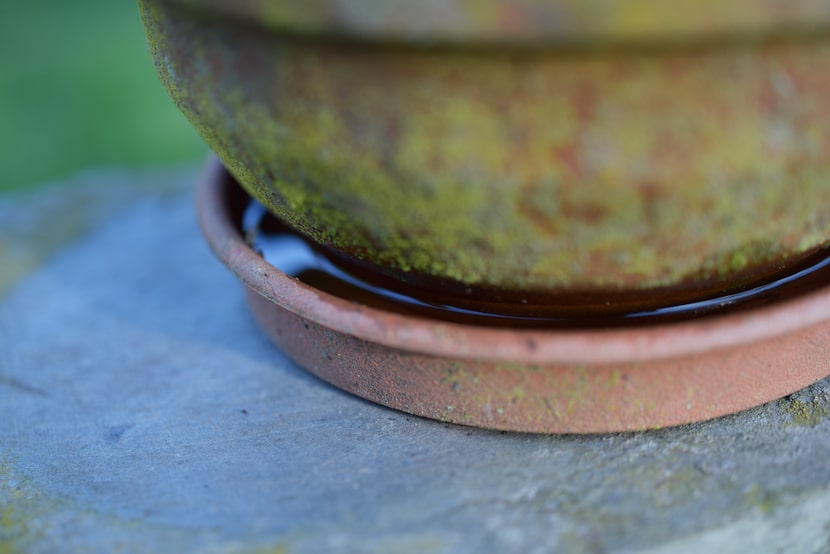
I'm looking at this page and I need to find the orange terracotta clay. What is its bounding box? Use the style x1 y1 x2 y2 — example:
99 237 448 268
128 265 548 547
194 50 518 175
198 160 830 433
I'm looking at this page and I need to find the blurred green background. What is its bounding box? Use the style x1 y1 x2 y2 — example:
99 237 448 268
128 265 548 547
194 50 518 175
0 0 207 192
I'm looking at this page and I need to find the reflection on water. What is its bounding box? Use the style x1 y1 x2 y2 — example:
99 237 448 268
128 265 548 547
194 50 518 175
242 199 830 329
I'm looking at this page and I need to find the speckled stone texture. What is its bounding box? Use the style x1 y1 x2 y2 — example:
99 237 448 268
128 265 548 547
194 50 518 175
2 167 830 554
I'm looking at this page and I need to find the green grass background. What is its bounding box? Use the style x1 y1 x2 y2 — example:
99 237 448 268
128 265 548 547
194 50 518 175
0 0 207 192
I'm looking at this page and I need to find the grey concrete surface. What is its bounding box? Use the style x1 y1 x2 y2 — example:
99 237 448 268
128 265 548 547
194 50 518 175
2 167 830 553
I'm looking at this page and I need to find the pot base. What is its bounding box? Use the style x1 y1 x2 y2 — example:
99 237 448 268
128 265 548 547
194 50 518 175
198 159 830 433
240 186 830 328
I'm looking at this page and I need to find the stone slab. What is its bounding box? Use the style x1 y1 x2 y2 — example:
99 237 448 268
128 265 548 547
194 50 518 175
2 167 830 553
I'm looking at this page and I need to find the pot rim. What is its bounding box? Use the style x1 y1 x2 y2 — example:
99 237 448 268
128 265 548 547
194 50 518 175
197 157 830 366
161 0 830 46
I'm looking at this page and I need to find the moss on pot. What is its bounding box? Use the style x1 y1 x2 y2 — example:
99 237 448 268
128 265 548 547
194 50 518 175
142 0 830 301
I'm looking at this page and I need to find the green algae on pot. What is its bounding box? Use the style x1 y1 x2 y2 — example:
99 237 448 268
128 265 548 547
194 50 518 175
140 0 830 314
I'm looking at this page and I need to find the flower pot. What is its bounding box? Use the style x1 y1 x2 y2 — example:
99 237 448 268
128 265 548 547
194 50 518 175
141 0 830 317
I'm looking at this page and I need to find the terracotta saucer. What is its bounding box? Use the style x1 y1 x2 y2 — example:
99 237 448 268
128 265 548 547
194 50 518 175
197 159 830 433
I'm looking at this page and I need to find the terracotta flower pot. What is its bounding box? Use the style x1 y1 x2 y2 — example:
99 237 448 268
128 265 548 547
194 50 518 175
140 0 830 317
